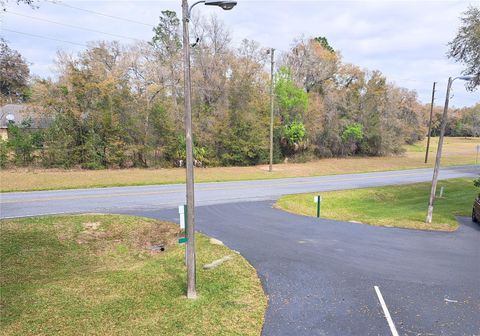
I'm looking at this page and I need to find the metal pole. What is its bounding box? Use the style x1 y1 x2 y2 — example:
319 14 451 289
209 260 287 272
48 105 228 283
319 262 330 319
269 48 275 172
426 77 452 224
425 82 436 164
182 0 196 299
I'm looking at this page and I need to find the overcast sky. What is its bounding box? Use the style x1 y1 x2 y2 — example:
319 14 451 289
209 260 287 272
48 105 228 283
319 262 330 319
2 0 479 107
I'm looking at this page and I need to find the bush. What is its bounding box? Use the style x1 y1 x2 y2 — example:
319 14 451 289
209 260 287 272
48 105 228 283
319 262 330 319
284 120 306 145
6 123 36 166
0 139 9 168
474 177 480 188
219 121 268 166
341 123 363 155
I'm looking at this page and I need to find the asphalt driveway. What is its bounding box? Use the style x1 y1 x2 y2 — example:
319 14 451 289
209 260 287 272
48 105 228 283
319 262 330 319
121 203 480 336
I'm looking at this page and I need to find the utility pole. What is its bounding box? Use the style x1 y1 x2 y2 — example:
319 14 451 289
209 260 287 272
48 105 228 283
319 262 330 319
269 48 275 172
426 78 452 224
425 75 473 223
424 81 436 164
182 0 196 299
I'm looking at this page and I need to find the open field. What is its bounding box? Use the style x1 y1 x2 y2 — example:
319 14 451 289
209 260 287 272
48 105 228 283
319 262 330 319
1 137 478 192
0 214 266 336
275 178 477 231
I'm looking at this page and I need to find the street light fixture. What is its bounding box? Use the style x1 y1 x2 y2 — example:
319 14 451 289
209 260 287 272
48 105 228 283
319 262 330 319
181 0 237 300
188 1 237 18
205 0 237 10
425 74 474 224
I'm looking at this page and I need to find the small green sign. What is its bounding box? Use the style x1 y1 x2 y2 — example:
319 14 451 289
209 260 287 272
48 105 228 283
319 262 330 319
179 237 188 244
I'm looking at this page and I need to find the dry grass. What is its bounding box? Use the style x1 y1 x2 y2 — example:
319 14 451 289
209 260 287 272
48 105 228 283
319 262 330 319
1 137 478 192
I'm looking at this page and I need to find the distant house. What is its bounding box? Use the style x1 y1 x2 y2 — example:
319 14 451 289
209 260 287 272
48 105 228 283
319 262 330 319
0 104 51 140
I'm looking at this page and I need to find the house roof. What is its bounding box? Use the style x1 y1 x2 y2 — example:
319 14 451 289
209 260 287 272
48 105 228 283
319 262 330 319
0 104 51 129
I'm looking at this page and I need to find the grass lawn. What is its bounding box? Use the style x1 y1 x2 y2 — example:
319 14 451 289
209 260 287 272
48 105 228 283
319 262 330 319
1 137 478 192
0 214 266 336
275 178 477 231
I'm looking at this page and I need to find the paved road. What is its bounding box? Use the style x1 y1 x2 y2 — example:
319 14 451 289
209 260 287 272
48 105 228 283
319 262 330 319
120 203 480 336
1 165 478 218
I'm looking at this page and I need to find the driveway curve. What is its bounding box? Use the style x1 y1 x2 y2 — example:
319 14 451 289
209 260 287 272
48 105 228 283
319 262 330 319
121 202 480 336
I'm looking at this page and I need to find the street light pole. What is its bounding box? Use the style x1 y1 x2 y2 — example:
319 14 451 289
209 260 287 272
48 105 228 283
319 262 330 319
181 0 196 299
426 75 473 224
181 0 237 299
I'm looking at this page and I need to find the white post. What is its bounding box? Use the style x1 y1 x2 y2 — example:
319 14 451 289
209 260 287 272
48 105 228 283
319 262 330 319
439 186 444 198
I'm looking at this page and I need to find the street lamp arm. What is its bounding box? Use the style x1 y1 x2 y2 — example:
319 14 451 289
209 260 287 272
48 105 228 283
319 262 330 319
188 0 205 19
188 1 238 19
453 75 475 82
452 76 463 84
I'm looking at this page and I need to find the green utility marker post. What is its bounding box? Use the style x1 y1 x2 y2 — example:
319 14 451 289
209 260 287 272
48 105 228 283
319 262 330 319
178 205 188 244
314 195 321 218
178 204 188 266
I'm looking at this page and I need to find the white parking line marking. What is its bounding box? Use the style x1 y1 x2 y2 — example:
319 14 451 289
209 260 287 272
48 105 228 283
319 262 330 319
374 286 399 336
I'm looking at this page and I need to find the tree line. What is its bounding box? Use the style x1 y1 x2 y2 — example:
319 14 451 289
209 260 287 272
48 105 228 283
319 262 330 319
1 8 479 169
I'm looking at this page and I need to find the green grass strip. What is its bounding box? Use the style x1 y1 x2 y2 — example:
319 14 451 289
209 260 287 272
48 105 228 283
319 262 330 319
276 178 477 231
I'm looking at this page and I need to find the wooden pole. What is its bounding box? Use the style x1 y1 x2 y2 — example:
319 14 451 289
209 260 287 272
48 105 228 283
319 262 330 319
424 82 436 163
426 78 452 224
269 48 275 172
182 0 196 299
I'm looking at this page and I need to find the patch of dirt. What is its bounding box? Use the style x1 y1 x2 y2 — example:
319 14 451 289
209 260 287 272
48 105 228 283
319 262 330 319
74 219 180 254
83 222 101 230
77 222 109 244
136 222 180 254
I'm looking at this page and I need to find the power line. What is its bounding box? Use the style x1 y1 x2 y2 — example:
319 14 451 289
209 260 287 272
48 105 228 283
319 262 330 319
3 28 88 47
50 1 155 27
5 10 144 42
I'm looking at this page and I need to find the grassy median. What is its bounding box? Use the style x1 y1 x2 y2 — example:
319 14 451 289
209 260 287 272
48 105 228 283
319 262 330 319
1 137 478 192
0 214 266 336
275 178 477 231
